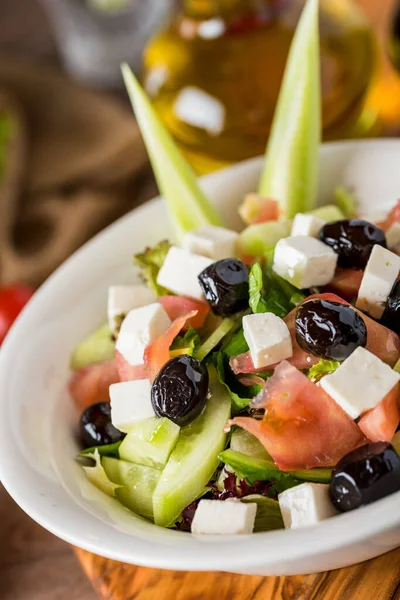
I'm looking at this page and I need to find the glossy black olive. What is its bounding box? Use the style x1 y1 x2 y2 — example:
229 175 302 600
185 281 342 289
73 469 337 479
381 280 400 335
198 258 249 317
151 355 209 427
319 219 386 269
329 442 400 512
295 299 367 361
80 402 125 448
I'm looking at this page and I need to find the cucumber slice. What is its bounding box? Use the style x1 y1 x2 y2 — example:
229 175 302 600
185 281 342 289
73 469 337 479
102 456 161 519
241 495 284 532
309 204 345 223
238 220 291 258
70 323 114 370
152 367 231 527
219 449 332 484
119 417 180 469
230 429 271 461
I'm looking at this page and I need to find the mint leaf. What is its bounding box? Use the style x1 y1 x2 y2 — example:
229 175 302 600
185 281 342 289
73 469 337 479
134 240 171 296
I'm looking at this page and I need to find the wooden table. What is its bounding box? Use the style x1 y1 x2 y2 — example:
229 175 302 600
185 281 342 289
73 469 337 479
74 1 400 598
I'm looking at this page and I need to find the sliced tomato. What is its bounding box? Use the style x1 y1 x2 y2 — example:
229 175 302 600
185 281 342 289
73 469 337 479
115 349 148 382
377 199 400 231
324 268 363 301
239 195 279 225
229 361 365 471
358 384 400 443
158 296 209 330
69 360 119 411
144 310 198 382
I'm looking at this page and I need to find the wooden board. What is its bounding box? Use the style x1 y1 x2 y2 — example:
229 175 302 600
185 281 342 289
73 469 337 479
74 1 400 598
75 547 400 600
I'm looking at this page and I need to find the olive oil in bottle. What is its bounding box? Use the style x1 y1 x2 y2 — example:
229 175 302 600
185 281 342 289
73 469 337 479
143 0 375 174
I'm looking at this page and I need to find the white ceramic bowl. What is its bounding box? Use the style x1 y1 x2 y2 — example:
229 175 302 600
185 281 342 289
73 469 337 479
1 140 400 576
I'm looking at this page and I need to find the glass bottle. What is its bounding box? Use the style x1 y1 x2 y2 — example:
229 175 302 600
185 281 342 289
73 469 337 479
142 0 376 174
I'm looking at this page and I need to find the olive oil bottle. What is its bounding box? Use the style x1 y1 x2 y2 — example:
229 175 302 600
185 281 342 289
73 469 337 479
143 0 375 174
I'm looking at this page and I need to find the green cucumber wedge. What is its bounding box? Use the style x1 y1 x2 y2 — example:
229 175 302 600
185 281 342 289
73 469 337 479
70 323 114 370
309 204 345 223
119 417 180 470
258 0 320 217
102 456 161 519
121 64 223 240
152 367 231 527
241 495 284 532
238 220 291 259
230 429 271 461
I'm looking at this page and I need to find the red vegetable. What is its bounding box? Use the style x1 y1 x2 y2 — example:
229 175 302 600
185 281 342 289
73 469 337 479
325 268 363 301
229 361 365 471
239 195 279 225
0 284 35 344
158 296 209 329
68 360 119 411
144 310 198 382
377 199 400 231
115 349 148 382
358 384 400 443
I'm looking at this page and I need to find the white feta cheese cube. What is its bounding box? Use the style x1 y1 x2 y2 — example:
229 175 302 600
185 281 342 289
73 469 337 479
156 246 213 300
320 346 400 419
191 499 257 535
182 225 238 260
107 285 156 333
243 313 293 369
291 213 325 238
356 245 400 319
110 379 155 432
278 483 336 529
386 222 400 250
273 236 338 289
115 303 171 366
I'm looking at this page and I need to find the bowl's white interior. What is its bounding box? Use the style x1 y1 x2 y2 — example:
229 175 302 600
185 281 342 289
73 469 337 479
1 140 400 575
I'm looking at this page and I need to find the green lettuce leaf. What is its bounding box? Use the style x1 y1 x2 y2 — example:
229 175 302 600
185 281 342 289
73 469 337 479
133 240 171 296
249 261 305 318
81 449 121 497
240 495 284 532
80 441 121 459
308 359 340 383
258 0 320 217
170 326 201 356
194 317 237 362
121 64 223 240
249 263 265 314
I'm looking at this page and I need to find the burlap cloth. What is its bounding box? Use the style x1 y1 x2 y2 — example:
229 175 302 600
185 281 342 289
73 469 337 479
0 58 156 286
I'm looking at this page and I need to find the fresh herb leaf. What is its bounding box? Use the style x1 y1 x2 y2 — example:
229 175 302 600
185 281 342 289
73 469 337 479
308 359 340 383
215 351 261 413
334 187 356 218
133 240 171 296
241 495 284 532
79 441 122 459
170 326 201 356
249 263 266 314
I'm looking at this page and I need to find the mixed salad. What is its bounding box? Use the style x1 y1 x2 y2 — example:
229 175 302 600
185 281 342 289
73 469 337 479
70 0 400 535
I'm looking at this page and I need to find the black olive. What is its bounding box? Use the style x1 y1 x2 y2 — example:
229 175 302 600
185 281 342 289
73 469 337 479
319 219 386 269
329 442 400 512
381 280 400 335
198 258 249 317
151 355 209 427
295 299 367 361
80 402 125 448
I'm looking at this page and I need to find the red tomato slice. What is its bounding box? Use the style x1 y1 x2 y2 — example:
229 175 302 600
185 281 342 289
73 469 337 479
377 199 400 231
324 268 363 302
0 285 35 344
239 195 279 225
144 310 198 382
69 360 119 411
115 349 148 382
358 384 400 443
158 296 209 330
229 361 365 471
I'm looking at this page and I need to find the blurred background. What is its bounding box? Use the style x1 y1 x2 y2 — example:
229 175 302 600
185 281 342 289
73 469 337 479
0 0 399 598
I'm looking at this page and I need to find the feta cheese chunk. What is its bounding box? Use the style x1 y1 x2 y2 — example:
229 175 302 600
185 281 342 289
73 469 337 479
386 222 400 250
110 379 155 432
182 225 238 260
191 499 257 535
279 483 336 529
356 245 400 319
291 213 325 238
107 285 156 333
156 246 213 300
320 346 400 419
273 236 338 289
115 303 171 366
243 313 293 369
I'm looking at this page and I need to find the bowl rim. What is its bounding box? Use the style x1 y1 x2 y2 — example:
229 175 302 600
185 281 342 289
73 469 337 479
1 138 400 571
